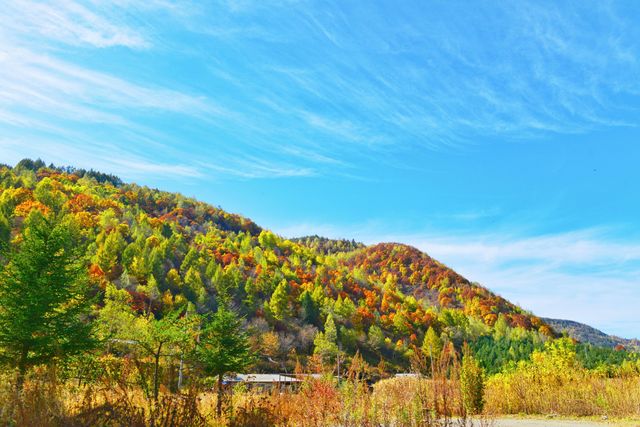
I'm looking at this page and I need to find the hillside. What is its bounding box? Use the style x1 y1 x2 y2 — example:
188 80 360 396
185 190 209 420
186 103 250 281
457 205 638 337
0 160 554 373
543 318 639 349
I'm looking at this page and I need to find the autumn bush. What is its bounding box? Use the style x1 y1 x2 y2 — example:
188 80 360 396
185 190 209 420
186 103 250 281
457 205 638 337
219 345 491 427
0 368 207 427
4 362 640 426
460 345 485 415
484 338 640 417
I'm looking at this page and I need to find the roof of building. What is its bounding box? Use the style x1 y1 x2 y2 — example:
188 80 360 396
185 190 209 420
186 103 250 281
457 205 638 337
226 374 301 383
394 373 421 378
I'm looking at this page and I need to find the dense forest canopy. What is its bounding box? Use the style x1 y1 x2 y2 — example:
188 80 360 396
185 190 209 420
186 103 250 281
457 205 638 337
0 160 635 380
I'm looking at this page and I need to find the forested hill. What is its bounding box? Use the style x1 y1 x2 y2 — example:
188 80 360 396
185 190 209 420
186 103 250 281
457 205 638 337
0 160 555 373
543 318 639 349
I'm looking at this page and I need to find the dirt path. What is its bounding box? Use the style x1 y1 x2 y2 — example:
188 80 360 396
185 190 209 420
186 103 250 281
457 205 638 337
495 418 620 427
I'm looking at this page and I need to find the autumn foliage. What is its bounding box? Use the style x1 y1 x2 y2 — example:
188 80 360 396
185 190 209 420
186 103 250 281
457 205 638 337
0 161 553 375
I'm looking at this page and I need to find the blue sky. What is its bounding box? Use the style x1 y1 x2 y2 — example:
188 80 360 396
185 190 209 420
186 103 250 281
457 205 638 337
1 1 639 338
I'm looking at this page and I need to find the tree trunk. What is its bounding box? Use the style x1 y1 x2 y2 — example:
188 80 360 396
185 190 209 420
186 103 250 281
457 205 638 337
16 347 28 392
177 355 184 390
177 310 188 391
153 342 163 402
15 367 25 392
217 373 223 418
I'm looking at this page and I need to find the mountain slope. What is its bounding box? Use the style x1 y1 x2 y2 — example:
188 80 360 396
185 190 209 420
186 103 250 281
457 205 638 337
0 160 554 372
543 318 638 348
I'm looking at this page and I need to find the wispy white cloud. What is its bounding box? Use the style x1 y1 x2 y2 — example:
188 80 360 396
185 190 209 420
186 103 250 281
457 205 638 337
0 138 203 179
113 159 203 178
198 156 316 179
0 47 217 124
3 0 640 179
406 230 640 269
232 1 639 146
0 1 334 180
0 0 149 48
0 42 241 180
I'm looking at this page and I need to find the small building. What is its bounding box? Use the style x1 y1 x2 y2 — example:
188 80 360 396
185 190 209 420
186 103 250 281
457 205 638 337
394 373 421 379
225 373 301 391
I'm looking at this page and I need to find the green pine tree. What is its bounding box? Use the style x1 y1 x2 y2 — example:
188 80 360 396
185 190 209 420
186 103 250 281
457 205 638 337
300 290 320 326
269 279 290 320
193 306 253 417
314 314 340 365
422 326 443 358
0 210 94 388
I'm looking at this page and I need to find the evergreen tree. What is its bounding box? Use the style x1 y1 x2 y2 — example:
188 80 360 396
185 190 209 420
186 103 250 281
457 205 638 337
166 268 182 290
137 275 160 316
269 279 290 320
300 290 320 326
243 278 259 310
193 306 253 417
422 326 443 360
95 229 126 278
367 325 386 352
185 266 206 305
211 265 239 306
493 314 510 340
314 314 340 365
258 230 278 249
181 247 200 272
0 210 94 388
0 213 9 250
334 295 356 322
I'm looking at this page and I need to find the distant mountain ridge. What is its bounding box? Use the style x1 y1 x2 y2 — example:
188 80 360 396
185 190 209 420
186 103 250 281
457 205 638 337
542 318 639 348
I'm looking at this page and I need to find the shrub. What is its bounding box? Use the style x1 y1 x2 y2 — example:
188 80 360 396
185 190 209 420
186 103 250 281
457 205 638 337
460 345 485 415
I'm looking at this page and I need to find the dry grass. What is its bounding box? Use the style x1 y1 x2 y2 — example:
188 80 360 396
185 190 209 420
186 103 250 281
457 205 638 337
8 373 637 426
485 372 640 417
3 348 639 426
0 351 493 426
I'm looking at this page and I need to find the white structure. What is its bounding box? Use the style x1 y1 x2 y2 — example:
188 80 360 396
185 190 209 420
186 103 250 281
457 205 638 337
225 373 301 390
394 373 421 378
